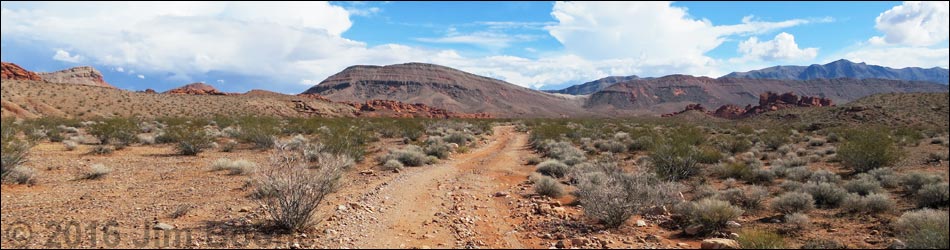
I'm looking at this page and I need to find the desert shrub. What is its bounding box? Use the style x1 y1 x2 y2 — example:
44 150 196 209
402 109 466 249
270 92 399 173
761 129 790 151
536 160 570 178
777 156 807 169
443 132 473 145
526 156 542 165
577 170 682 228
211 158 257 175
696 146 723 164
800 239 847 249
713 162 751 180
745 168 776 184
382 159 404 171
82 164 112 180
926 152 949 164
718 186 768 209
900 172 944 193
893 209 949 249
220 140 238 152
674 199 743 235
533 175 564 198
779 180 805 192
236 117 281 149
594 139 626 153
836 128 902 173
737 229 786 249
784 213 810 232
163 124 214 156
90 145 115 155
771 192 815 215
137 134 156 145
842 193 895 214
63 140 78 151
807 138 827 147
254 142 344 232
379 145 428 167
843 175 884 195
88 117 138 148
537 140 586 165
2 122 32 181
649 137 702 181
868 168 901 188
299 143 355 170
3 166 37 185
424 139 452 159
808 169 841 184
803 182 848 208
715 136 752 154
916 183 949 208
784 166 812 182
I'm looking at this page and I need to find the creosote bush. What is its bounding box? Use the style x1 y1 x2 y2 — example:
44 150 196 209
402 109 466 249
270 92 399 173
254 142 345 232
836 128 902 173
165 124 214 156
649 137 701 181
88 118 138 148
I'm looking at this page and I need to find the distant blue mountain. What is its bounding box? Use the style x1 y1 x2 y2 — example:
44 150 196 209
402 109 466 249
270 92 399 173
723 59 949 84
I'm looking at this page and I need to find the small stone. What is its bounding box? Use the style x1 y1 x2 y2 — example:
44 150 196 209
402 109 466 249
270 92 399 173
645 234 663 242
338 205 348 211
555 241 566 249
571 238 590 246
725 221 741 228
636 220 648 227
685 224 704 235
494 191 509 197
870 230 880 236
701 238 740 249
238 207 250 213
153 223 174 231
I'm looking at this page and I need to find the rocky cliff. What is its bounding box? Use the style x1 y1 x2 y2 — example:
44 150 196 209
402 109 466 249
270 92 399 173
37 66 114 88
1 62 43 81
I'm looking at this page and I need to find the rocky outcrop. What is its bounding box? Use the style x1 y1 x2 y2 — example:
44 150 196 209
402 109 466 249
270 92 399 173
661 104 707 117
665 92 834 119
164 83 230 95
1 62 43 81
346 100 493 119
37 66 114 88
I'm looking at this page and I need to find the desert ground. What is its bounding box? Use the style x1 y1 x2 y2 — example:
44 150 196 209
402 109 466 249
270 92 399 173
2 113 948 249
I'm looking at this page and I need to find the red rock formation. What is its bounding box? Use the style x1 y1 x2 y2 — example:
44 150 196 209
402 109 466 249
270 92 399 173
346 100 493 119
165 83 230 95
662 104 707 117
666 91 834 119
1 62 43 81
143 89 157 94
296 93 334 103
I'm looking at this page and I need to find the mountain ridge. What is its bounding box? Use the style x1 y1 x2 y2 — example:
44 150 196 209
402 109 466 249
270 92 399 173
723 59 949 84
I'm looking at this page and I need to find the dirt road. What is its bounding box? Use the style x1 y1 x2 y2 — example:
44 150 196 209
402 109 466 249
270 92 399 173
318 125 536 249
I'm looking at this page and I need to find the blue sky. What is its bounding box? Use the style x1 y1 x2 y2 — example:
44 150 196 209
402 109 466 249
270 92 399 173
2 1 948 93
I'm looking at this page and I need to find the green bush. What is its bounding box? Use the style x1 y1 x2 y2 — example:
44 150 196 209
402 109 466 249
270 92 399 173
737 229 786 249
901 172 944 193
843 175 884 196
88 118 138 148
536 160 570 178
382 159 404 171
761 129 790 151
236 117 281 149
533 175 564 198
650 137 701 181
715 135 752 154
675 199 743 235
165 125 214 156
836 128 902 173
771 192 815 215
696 146 723 164
893 209 949 249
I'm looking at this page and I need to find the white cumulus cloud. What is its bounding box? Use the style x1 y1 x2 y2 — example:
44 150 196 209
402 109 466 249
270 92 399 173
736 32 818 62
52 49 81 63
869 1 949 46
137 74 145 79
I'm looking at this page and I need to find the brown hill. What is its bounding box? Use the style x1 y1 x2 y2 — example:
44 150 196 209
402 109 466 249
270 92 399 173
1 62 42 81
37 66 114 88
665 92 834 119
302 63 593 118
586 75 947 116
165 82 230 95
